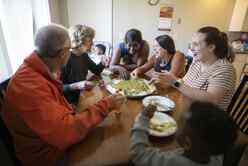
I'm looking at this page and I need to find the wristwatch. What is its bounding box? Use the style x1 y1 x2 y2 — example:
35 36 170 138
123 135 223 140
172 79 182 88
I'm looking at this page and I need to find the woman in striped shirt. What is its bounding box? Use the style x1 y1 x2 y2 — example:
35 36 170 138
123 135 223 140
151 26 236 110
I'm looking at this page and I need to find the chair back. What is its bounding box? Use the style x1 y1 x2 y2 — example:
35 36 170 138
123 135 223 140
227 74 248 135
0 78 22 166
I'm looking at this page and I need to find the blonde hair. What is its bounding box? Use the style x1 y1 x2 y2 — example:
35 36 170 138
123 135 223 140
69 24 95 49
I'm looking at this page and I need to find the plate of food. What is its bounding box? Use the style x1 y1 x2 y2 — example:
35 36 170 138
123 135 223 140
143 96 175 112
149 112 177 137
106 78 156 98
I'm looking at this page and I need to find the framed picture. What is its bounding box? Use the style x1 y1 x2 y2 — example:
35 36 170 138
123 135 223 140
158 4 174 31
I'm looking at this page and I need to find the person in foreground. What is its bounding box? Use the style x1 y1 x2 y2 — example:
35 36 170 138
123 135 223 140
2 24 125 166
131 35 185 78
110 28 149 79
151 26 236 111
130 101 237 166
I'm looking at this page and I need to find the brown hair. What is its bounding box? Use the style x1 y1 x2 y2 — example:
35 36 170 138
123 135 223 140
198 26 234 63
124 29 142 44
155 35 176 55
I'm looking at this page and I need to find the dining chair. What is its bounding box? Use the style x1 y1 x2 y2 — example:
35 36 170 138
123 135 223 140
0 78 22 166
227 74 248 135
240 63 248 82
223 74 248 166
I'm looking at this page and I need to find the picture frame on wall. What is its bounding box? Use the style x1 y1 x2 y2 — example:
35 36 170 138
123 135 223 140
158 4 174 31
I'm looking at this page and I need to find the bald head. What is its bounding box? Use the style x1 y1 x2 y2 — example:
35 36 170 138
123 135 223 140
35 24 70 58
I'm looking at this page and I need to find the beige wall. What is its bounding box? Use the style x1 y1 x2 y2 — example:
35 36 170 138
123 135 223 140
49 0 61 24
56 0 236 53
113 0 236 53
67 0 113 43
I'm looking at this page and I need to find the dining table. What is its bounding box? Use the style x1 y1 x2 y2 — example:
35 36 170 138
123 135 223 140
68 76 191 166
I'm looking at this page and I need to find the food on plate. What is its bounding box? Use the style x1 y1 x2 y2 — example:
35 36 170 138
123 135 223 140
143 96 175 112
111 79 155 97
149 119 176 132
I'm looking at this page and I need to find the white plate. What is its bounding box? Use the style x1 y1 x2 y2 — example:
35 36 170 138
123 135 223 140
149 112 177 137
101 69 113 76
143 96 175 112
106 79 156 98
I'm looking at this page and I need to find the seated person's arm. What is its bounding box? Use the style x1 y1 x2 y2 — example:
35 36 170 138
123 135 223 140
110 48 121 65
131 56 155 77
20 86 114 151
153 64 235 107
110 48 130 79
180 65 235 105
130 113 178 166
60 65 74 92
169 51 186 77
110 48 125 70
63 84 73 92
137 42 149 67
178 82 227 105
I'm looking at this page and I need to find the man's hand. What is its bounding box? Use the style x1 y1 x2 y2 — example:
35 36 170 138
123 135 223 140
143 104 157 119
84 81 95 90
108 93 126 110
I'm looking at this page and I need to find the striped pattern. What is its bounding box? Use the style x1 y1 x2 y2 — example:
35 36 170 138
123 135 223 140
183 59 236 110
227 75 248 134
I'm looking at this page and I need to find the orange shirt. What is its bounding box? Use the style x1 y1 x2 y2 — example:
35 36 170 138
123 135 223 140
2 51 113 166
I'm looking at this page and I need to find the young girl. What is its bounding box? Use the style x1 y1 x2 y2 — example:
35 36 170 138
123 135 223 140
130 101 237 166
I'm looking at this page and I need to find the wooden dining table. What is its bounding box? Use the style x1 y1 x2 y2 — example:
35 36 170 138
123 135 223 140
68 79 190 166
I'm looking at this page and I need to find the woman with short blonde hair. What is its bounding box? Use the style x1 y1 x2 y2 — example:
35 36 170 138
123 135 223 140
61 24 108 104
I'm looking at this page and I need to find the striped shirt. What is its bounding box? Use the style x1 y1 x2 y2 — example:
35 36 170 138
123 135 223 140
183 59 236 110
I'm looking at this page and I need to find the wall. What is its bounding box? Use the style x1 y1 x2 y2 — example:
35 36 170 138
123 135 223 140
59 0 236 53
113 0 236 53
49 0 69 27
49 0 61 24
67 0 112 43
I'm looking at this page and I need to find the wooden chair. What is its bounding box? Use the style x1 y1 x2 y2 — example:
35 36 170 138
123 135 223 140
227 74 248 135
0 78 22 166
223 74 248 166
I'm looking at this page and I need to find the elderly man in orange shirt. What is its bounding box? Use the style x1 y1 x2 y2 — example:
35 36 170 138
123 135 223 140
2 24 125 166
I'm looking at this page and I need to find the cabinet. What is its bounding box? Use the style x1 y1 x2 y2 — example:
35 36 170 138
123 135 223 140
229 0 248 31
233 54 248 85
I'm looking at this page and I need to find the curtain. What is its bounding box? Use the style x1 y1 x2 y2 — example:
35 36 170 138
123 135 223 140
0 0 51 73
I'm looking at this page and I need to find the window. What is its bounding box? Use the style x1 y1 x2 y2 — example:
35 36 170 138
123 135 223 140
0 21 11 82
0 0 51 75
